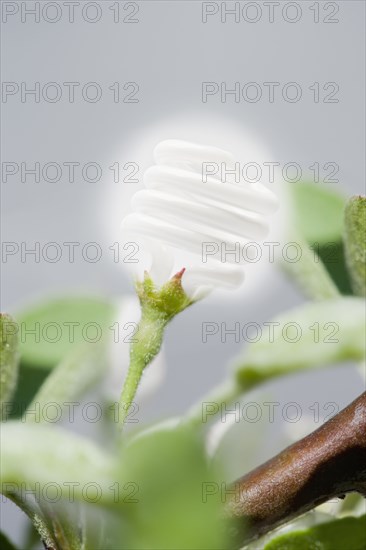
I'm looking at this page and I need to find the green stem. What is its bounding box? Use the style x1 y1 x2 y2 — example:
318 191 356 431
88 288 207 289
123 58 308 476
117 269 193 429
118 307 168 428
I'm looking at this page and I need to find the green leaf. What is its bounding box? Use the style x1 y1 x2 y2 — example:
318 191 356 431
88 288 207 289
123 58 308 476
17 296 116 370
9 296 116 418
116 426 231 549
290 182 345 244
8 366 49 418
236 297 365 388
0 421 115 502
281 236 340 300
264 515 366 550
287 182 352 295
0 314 20 415
0 531 18 550
24 343 109 423
344 196 366 297
316 241 353 296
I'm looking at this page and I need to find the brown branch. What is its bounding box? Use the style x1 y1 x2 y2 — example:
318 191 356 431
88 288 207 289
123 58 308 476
226 391 366 547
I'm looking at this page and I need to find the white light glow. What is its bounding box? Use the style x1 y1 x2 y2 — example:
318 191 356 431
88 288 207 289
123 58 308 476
103 112 289 300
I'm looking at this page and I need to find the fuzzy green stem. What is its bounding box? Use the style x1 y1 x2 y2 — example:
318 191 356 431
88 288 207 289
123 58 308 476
118 307 168 428
118 270 194 430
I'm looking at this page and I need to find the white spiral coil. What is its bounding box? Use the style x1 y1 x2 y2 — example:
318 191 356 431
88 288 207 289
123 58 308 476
122 140 278 292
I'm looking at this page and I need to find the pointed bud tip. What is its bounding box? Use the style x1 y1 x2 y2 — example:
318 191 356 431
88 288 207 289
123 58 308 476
173 267 186 281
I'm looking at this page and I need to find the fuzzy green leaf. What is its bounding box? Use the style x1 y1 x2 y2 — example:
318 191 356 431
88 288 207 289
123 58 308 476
236 297 365 388
0 314 20 414
290 182 345 244
9 296 116 417
281 236 340 300
116 426 231 549
264 515 366 550
17 296 116 370
287 183 352 295
24 343 109 423
344 196 366 296
0 421 115 502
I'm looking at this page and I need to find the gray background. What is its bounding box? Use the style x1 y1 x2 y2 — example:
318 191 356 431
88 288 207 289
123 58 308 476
1 1 365 546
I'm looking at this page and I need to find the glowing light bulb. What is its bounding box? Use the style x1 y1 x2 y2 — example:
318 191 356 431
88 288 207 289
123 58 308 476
121 139 278 297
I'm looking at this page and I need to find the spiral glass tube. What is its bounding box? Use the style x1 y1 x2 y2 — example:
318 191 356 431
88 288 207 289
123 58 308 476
122 139 278 293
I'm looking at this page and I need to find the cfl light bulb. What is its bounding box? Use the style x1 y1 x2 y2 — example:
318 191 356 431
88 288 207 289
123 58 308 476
121 139 278 297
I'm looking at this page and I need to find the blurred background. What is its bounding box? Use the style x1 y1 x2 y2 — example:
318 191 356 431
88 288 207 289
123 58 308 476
1 1 365 545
